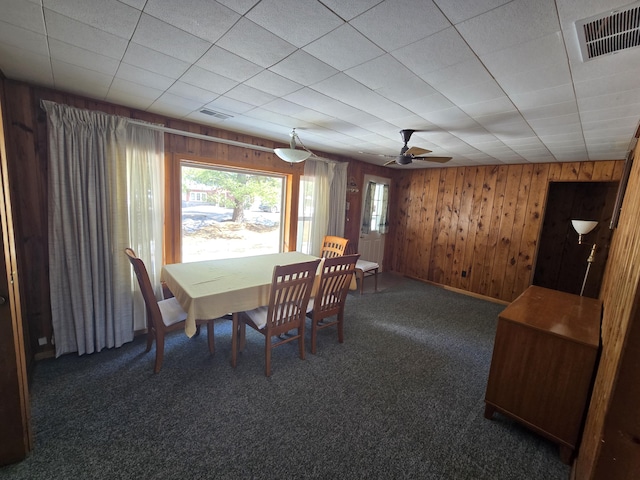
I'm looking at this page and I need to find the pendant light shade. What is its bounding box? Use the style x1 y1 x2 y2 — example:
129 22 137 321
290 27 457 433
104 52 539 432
274 128 312 164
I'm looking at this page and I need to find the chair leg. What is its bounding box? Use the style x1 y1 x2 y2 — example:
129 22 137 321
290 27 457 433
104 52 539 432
298 326 305 360
358 269 364 295
310 319 318 354
207 320 215 355
154 332 165 374
231 313 239 368
265 336 272 377
373 268 378 292
145 328 154 353
337 312 344 344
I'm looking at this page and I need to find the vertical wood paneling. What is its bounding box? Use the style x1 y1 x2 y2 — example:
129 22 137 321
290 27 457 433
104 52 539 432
393 160 624 302
575 146 640 479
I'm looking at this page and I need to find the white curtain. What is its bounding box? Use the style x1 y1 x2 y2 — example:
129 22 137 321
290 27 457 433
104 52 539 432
301 159 347 256
126 123 165 331
43 101 164 355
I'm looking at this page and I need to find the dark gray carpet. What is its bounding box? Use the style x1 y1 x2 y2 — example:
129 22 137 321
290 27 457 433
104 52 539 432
1 277 570 479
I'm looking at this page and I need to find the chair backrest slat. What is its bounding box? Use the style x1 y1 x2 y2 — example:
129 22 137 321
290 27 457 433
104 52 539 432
315 254 360 313
124 248 162 329
266 260 320 332
320 235 349 259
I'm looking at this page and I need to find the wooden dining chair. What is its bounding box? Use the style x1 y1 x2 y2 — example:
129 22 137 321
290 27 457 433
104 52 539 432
320 235 349 258
234 259 321 377
125 248 226 373
306 254 359 354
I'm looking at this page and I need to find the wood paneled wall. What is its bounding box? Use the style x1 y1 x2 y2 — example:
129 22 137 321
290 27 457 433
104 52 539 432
390 161 624 303
574 144 640 479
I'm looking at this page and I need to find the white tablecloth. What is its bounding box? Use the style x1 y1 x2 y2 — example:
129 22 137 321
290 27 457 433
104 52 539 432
161 252 318 337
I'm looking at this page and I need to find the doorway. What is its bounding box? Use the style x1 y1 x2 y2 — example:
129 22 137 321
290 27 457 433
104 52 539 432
359 175 391 269
533 181 618 298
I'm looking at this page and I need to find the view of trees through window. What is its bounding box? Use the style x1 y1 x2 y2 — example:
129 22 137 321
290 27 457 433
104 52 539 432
181 163 284 262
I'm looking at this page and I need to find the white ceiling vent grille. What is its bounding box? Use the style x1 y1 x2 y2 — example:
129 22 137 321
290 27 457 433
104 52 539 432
576 2 640 61
199 108 233 120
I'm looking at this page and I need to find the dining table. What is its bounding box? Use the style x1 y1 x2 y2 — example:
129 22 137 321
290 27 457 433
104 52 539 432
161 251 320 338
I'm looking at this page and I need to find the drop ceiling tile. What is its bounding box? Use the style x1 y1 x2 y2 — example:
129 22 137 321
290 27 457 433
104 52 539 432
497 62 572 96
225 84 277 107
531 123 582 137
216 18 297 68
319 0 383 21
0 20 48 55
346 55 438 104
480 32 566 78
262 98 308 116
312 73 381 110
123 43 191 79
246 0 342 48
457 0 560 56
509 84 576 109
215 0 260 15
350 0 450 51
51 60 112 97
434 0 512 24
204 96 255 115
193 46 261 84
180 66 238 94
0 43 53 84
290 109 336 126
153 92 203 110
44 10 128 59
106 82 159 110
303 24 384 71
393 27 476 77
270 50 338 86
520 101 578 120
166 81 219 104
460 97 517 119
49 38 119 75
575 68 640 99
131 14 212 63
45 0 140 38
148 100 196 118
421 58 494 92
1 0 45 33
108 77 163 101
403 93 455 116
445 82 507 107
116 63 175 90
243 107 300 126
144 0 239 43
244 70 303 97
120 0 146 8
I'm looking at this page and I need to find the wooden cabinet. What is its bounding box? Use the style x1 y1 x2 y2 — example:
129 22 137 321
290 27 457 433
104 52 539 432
484 285 601 464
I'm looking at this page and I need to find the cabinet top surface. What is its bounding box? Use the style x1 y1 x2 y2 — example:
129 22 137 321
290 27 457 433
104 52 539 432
499 285 602 346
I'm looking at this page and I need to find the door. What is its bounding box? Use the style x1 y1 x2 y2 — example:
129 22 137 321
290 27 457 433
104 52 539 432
0 82 32 465
359 175 391 269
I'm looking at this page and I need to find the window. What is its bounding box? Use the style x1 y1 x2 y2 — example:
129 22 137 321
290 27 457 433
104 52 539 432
181 162 285 262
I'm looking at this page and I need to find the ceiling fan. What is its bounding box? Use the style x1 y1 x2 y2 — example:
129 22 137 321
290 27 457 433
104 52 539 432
383 129 452 166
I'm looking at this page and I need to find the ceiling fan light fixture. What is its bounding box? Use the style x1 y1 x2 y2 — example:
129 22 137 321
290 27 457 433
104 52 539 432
274 128 312 164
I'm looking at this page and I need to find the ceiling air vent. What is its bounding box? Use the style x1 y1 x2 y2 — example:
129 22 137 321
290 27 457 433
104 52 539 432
199 108 233 120
576 2 640 61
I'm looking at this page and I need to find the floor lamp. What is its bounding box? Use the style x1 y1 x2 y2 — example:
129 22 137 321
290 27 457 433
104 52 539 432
571 220 598 296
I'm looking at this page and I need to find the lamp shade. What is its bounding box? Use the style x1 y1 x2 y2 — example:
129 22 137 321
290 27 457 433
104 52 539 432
274 148 311 163
571 220 598 235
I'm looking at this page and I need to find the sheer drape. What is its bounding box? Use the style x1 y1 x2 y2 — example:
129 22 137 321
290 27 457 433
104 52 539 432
378 184 389 234
301 159 347 256
361 181 375 234
126 123 165 331
43 102 164 355
327 162 347 238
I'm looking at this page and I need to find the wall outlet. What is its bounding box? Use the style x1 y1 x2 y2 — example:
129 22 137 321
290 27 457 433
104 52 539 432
38 336 47 346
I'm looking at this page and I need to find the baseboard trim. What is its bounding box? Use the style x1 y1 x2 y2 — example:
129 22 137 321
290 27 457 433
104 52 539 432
404 275 510 306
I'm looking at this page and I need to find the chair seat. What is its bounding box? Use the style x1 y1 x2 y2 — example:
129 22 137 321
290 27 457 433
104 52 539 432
355 259 379 295
244 305 268 330
158 297 188 327
355 259 379 272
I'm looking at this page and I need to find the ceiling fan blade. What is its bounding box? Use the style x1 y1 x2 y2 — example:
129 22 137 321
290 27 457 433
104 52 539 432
413 156 452 164
405 146 432 156
383 158 398 166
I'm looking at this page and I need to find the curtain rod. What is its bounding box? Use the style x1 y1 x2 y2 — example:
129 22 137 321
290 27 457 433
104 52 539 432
127 119 339 164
